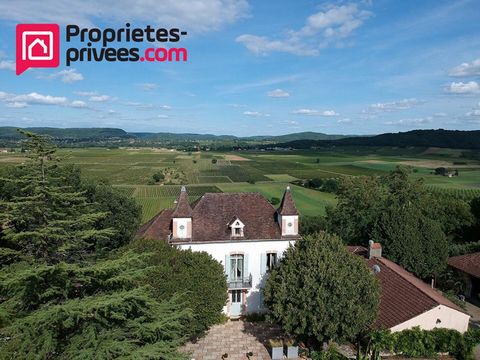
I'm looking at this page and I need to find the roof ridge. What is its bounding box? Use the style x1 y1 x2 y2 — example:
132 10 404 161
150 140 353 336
377 257 463 313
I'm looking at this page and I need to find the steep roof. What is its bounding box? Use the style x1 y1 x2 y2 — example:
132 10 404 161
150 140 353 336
448 252 480 279
348 246 465 329
171 186 193 218
137 191 300 243
277 186 298 216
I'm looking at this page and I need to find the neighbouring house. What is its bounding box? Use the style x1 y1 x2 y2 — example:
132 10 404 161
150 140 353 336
349 242 470 333
137 185 300 317
448 252 480 302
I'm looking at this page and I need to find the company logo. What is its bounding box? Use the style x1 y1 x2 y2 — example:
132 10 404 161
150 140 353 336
16 24 60 75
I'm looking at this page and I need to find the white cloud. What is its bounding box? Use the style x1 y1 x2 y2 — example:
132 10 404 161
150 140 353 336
159 105 172 110
0 0 248 32
321 110 339 117
158 114 169 118
368 98 425 112
448 59 480 77
293 108 339 116
0 91 93 109
0 60 15 71
70 100 87 108
384 117 433 125
140 83 158 91
75 91 98 97
293 108 319 115
267 88 290 97
444 81 479 94
337 118 351 123
44 69 84 83
466 109 480 116
6 102 27 108
243 111 270 117
236 3 372 56
89 95 111 102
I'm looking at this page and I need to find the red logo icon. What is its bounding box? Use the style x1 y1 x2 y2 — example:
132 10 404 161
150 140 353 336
16 24 60 75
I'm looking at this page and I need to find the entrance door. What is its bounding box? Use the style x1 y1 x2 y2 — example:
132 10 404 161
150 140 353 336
230 290 243 317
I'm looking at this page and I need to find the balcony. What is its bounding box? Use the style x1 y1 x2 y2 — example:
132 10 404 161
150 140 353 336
227 273 252 289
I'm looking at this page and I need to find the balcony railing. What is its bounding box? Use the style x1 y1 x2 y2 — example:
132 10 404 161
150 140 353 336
227 273 252 289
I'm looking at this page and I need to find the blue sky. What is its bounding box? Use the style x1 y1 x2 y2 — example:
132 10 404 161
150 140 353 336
0 0 479 136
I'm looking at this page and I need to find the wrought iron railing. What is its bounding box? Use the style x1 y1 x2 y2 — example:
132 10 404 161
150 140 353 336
227 273 252 289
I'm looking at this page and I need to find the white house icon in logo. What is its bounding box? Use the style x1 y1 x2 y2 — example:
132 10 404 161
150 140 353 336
22 31 54 61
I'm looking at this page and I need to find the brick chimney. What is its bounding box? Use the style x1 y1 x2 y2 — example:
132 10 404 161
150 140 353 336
368 240 382 259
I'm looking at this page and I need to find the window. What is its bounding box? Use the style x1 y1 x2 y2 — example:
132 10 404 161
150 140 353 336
230 254 244 280
234 227 241 236
179 225 185 230
266 252 277 270
232 290 242 303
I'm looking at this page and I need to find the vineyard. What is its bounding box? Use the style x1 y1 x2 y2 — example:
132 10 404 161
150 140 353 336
426 186 480 201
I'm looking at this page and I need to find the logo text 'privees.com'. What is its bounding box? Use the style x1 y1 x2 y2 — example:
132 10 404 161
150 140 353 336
16 23 188 75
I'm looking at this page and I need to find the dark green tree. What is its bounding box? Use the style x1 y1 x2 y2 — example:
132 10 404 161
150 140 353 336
372 205 448 279
128 238 227 336
0 131 114 263
264 232 380 345
0 252 192 359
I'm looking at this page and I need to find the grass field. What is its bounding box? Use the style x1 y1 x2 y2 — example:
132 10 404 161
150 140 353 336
1 146 479 222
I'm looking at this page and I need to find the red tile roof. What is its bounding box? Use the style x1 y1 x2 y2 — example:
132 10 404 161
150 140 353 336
278 186 299 216
448 252 480 279
171 186 193 218
348 246 465 329
137 191 300 243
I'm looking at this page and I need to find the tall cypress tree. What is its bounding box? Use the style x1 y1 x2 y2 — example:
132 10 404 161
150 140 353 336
0 131 115 263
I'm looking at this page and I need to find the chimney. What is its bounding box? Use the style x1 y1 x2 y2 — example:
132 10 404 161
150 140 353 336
368 240 382 259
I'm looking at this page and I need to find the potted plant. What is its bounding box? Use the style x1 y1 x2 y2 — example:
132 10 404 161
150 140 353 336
284 338 298 359
269 339 284 360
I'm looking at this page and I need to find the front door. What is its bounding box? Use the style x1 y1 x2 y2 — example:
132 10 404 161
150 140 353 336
230 290 243 317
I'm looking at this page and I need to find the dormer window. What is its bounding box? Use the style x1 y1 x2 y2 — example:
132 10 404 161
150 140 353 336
229 217 245 237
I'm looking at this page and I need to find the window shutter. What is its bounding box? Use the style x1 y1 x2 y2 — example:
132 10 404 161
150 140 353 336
244 253 249 278
260 252 267 276
224 254 229 277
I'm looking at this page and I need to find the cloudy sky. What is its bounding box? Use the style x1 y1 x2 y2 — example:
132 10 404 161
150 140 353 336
0 0 479 135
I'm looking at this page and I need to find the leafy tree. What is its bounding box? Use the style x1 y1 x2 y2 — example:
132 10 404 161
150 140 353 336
0 131 114 263
326 176 387 244
83 183 142 253
128 238 227 336
300 216 327 235
264 232 379 345
152 171 165 183
326 167 472 279
372 205 448 279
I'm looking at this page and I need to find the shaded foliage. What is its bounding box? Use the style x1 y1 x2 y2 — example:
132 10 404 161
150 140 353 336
264 232 379 345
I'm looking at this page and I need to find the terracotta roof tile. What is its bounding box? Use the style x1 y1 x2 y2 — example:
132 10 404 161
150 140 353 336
348 246 465 329
137 191 300 243
278 186 298 216
172 186 193 218
448 252 480 279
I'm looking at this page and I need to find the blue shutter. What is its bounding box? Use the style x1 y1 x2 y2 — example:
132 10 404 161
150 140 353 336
244 253 249 279
225 254 230 278
260 252 267 276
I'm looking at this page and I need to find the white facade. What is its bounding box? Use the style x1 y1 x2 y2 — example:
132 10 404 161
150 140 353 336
177 239 295 316
390 305 470 333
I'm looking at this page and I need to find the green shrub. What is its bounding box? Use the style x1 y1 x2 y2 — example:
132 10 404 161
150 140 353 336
364 327 480 360
128 238 228 336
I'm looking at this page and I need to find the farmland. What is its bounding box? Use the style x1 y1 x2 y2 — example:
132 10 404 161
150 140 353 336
1 146 479 222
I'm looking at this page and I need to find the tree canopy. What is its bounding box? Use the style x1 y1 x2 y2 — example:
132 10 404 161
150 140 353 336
264 231 380 345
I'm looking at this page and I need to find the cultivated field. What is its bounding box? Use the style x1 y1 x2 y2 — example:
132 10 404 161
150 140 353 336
1 146 479 222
